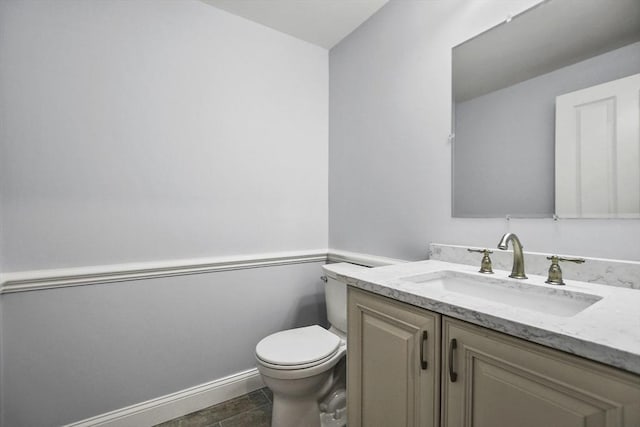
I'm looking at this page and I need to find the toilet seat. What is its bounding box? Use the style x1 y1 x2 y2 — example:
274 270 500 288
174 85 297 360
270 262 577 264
256 325 341 370
257 344 346 381
258 350 338 370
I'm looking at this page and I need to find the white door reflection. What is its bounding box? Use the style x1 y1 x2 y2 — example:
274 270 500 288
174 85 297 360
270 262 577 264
555 73 640 218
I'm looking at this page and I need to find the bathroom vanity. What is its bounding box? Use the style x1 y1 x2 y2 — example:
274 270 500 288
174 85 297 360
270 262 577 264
342 258 640 427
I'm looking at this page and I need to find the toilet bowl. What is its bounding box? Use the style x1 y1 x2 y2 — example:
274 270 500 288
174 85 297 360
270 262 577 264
257 325 346 427
255 263 365 427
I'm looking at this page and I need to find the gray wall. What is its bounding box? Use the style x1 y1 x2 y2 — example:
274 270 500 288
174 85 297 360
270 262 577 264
454 41 640 217
2 264 327 427
329 0 640 261
0 0 328 272
0 1 328 425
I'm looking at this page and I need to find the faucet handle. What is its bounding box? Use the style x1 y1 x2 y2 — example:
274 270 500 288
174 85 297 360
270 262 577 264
545 255 585 285
467 249 494 274
548 255 586 264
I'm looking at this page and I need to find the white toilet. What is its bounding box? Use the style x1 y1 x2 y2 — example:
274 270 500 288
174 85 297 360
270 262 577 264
255 262 365 427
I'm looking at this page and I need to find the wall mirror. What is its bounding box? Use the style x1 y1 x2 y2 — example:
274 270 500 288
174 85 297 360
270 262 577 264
452 0 640 218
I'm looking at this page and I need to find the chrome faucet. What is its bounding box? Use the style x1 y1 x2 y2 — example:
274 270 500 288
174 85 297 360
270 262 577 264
497 233 527 279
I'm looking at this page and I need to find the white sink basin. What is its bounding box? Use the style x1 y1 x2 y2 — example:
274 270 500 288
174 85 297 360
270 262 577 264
400 270 602 317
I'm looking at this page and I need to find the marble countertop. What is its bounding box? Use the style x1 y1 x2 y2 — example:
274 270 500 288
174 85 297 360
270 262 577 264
339 260 640 375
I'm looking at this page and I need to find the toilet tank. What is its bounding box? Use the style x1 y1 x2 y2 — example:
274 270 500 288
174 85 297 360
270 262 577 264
321 263 367 334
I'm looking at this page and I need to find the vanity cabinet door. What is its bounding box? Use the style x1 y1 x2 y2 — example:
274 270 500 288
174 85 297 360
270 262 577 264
347 288 440 427
442 317 640 427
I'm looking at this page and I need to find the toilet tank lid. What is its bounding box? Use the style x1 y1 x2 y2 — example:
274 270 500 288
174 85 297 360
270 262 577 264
322 262 367 280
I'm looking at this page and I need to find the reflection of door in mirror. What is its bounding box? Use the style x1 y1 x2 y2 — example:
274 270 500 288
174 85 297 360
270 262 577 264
555 73 640 218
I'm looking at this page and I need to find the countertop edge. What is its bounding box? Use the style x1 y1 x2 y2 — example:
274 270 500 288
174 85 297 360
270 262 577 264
342 269 640 376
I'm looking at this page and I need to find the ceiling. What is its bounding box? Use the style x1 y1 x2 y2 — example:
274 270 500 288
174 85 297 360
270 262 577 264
201 0 389 49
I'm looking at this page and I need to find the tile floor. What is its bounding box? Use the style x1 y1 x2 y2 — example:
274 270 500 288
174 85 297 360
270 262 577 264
155 388 273 427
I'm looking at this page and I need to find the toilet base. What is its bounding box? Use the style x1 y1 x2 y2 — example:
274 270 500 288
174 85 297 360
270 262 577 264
262 367 333 427
260 355 346 427
319 388 346 427
272 395 322 427
270 387 347 427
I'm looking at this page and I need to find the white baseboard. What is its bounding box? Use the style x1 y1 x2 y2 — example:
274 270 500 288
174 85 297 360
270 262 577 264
65 368 264 427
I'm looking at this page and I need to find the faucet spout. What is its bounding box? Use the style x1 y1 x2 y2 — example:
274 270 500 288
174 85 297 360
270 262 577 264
498 233 527 279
